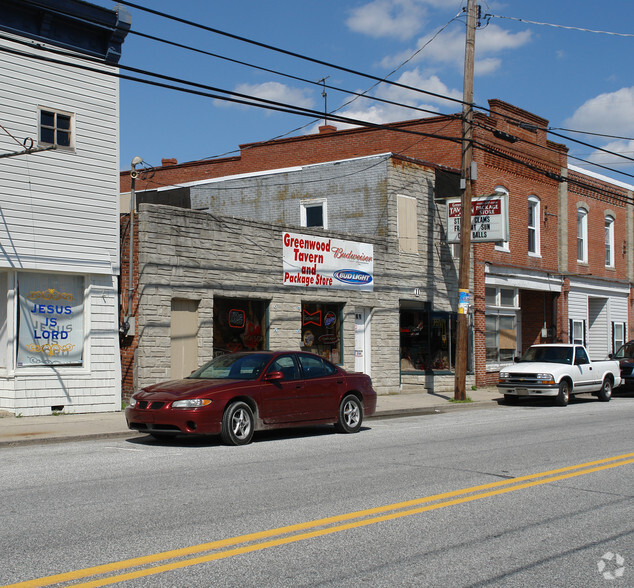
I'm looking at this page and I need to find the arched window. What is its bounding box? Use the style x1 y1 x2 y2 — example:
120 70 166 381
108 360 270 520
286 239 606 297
528 196 540 256
605 215 615 267
577 208 588 263
494 186 510 252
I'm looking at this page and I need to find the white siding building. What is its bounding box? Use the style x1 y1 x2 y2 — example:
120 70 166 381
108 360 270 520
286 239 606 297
0 0 130 415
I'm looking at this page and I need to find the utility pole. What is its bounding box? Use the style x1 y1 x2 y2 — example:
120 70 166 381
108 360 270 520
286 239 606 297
454 0 477 401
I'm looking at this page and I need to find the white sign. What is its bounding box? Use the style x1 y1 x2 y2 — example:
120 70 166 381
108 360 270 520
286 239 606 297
446 194 509 243
17 273 84 366
283 232 374 291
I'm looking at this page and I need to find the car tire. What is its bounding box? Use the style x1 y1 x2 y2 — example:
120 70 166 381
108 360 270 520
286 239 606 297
598 378 612 402
334 394 363 434
221 401 255 445
555 380 570 407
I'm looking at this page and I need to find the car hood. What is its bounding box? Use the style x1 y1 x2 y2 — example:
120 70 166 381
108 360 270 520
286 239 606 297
505 362 564 374
136 378 254 400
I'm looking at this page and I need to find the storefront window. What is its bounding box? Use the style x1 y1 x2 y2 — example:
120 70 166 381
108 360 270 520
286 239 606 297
300 302 342 364
485 286 519 366
17 273 84 367
213 298 268 357
400 303 456 372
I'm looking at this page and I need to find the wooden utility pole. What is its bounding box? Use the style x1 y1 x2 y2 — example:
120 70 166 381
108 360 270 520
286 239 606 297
454 0 477 400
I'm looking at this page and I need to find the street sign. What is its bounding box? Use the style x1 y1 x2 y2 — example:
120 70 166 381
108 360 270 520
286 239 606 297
446 193 509 243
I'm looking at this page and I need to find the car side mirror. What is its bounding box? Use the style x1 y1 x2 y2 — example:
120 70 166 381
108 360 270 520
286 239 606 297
513 356 520 363
264 371 284 381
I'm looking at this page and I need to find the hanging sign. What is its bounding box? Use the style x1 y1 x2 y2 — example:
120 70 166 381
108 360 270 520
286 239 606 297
446 193 509 243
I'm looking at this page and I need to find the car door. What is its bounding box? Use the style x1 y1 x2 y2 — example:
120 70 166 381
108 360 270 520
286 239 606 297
258 354 305 424
573 346 598 391
296 353 344 421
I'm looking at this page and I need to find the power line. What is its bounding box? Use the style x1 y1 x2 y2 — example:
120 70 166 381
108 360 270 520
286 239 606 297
485 13 634 37
114 0 468 108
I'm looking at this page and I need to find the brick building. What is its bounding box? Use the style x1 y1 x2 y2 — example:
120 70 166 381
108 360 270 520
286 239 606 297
120 99 634 394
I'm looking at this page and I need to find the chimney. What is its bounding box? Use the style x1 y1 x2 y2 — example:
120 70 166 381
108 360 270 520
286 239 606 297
319 125 337 134
161 158 178 166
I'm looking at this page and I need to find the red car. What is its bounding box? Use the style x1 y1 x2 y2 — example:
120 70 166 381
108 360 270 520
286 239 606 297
125 351 377 445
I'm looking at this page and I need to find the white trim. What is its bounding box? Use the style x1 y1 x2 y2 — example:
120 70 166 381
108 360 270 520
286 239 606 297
485 264 563 292
142 153 394 193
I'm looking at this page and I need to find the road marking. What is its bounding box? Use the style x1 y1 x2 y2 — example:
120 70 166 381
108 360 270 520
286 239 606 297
4 452 633 588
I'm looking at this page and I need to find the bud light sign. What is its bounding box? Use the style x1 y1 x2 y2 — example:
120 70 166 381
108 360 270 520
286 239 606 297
333 270 373 286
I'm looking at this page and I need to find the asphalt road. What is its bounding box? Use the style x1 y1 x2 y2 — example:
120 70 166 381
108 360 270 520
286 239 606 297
1 397 633 587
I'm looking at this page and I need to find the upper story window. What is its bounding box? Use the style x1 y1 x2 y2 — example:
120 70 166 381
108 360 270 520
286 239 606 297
301 199 327 229
605 215 615 268
39 107 74 149
528 196 540 256
576 207 588 263
494 186 510 252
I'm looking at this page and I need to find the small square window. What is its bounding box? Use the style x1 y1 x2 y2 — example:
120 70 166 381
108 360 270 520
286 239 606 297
39 108 73 149
300 199 327 229
305 205 323 228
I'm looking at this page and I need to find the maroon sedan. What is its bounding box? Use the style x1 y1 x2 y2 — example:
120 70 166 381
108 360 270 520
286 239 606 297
125 351 377 445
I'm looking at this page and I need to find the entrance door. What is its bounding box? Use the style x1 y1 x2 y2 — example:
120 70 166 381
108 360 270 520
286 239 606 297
354 307 371 375
588 297 608 360
170 299 199 379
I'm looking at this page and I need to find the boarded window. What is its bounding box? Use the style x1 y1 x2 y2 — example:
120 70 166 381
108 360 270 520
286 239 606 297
398 195 417 253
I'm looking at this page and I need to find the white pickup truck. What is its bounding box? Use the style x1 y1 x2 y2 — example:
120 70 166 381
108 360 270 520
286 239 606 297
497 344 621 406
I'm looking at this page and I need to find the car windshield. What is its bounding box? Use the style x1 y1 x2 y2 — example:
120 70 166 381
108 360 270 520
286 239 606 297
520 346 573 364
189 353 271 380
614 342 634 359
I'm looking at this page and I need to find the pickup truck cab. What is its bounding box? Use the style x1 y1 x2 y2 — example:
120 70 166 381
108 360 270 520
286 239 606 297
497 344 621 406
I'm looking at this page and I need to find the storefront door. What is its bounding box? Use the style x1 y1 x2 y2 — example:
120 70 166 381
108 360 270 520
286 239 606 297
355 307 371 376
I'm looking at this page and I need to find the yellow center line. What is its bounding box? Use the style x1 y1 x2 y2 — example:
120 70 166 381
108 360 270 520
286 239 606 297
4 452 633 588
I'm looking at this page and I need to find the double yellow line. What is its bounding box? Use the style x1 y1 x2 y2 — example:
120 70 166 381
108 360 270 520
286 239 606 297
5 452 633 588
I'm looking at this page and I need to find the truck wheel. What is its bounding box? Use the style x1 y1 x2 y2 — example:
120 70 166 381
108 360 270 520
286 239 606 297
598 378 612 402
555 381 570 407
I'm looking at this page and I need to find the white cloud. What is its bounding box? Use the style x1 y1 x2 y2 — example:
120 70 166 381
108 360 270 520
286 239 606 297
311 68 462 133
346 0 426 40
565 87 634 135
380 24 531 75
215 82 315 112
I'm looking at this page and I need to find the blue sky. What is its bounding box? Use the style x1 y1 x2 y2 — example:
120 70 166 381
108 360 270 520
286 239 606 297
96 1 634 183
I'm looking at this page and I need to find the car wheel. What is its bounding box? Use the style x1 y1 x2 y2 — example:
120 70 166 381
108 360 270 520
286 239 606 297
334 395 363 434
555 380 570 407
221 401 255 445
598 378 612 402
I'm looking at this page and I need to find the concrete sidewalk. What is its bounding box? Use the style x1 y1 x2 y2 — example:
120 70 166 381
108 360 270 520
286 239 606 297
0 387 500 447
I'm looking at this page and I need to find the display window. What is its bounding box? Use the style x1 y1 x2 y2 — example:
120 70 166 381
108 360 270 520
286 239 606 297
300 302 342 364
213 298 268 357
17 273 84 367
400 303 457 373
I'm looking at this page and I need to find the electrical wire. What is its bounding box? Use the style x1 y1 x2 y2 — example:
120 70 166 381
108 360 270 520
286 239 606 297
114 0 468 108
485 13 634 38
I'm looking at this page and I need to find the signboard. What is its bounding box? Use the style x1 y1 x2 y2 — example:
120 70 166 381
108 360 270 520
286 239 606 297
283 232 374 291
446 194 509 243
17 273 84 366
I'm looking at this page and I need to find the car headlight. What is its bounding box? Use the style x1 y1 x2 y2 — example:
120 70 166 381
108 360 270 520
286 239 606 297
499 372 509 380
536 373 555 384
128 397 137 408
172 398 212 409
